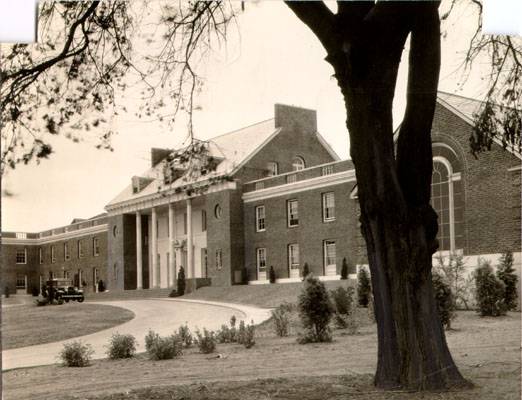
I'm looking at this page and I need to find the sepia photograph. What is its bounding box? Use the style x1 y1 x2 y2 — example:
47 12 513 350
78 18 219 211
1 1 521 399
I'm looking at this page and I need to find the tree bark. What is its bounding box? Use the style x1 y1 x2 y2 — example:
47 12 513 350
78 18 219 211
287 1 471 391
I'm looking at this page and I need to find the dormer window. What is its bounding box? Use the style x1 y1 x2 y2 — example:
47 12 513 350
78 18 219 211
267 162 278 176
292 156 305 171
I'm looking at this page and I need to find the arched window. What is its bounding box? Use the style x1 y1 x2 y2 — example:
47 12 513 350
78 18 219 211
431 158 455 252
292 156 305 171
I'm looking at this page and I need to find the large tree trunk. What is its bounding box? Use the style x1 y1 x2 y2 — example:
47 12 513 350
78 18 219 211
286 1 470 391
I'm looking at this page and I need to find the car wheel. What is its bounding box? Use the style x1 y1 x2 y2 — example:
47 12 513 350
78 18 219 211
77 297 84 303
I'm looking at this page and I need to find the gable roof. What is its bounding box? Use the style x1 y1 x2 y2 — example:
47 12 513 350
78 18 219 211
106 119 281 207
437 91 521 160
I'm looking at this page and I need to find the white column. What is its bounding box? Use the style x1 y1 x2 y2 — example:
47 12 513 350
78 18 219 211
136 211 143 289
186 198 193 279
168 203 176 287
151 207 158 288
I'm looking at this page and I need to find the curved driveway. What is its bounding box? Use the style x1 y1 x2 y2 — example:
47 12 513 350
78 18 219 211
2 298 272 371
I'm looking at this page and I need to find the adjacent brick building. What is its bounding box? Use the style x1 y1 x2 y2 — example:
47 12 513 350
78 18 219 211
2 93 520 294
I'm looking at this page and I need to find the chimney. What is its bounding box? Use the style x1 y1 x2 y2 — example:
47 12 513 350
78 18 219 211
274 104 317 134
151 148 172 167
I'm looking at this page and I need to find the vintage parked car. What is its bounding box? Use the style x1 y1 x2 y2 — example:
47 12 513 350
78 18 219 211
44 279 85 303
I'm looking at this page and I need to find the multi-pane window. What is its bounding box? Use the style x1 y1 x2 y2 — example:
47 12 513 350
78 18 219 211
93 237 100 256
201 210 207 232
287 200 299 227
64 242 70 260
51 245 56 263
39 247 43 264
78 240 84 258
292 156 305 171
324 240 336 266
322 192 336 221
256 205 266 232
267 162 278 176
257 248 267 273
255 181 265 191
286 174 297 184
288 244 300 270
322 165 334 176
431 161 451 251
16 274 26 288
16 248 27 264
215 249 223 270
64 270 69 279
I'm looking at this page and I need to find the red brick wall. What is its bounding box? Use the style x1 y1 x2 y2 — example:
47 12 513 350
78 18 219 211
244 182 359 280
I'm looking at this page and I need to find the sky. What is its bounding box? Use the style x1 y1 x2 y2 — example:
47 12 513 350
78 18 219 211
1 1 496 232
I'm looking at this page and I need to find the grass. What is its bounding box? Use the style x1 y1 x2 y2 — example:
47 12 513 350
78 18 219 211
183 279 356 308
1 302 135 349
3 311 520 400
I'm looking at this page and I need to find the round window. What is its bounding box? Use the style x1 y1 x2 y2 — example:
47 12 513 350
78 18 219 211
112 225 119 237
214 204 222 219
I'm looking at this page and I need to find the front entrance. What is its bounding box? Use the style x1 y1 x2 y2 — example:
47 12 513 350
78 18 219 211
16 274 27 294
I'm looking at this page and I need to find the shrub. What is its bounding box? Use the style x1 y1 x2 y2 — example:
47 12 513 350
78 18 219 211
216 316 238 343
302 263 310 280
271 302 292 337
475 259 507 317
169 290 178 298
145 330 183 360
177 324 193 347
98 280 105 292
340 258 349 280
4 286 9 298
269 266 276 284
434 253 474 310
357 268 371 307
59 341 94 367
432 271 455 330
333 312 358 334
177 266 186 296
297 275 334 343
195 328 216 354
496 251 518 311
367 293 376 323
31 286 40 296
330 286 354 315
106 333 137 359
241 267 249 284
238 320 256 349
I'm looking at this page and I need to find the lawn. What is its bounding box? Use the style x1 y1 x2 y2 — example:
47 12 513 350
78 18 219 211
3 311 520 400
1 302 135 349
183 280 356 308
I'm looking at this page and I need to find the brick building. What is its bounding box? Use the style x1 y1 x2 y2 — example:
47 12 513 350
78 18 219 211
2 93 520 294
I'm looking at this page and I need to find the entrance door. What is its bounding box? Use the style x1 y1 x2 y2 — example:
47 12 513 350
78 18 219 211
16 274 27 294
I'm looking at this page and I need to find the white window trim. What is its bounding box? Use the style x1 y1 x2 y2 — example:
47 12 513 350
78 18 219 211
287 199 299 227
255 205 266 232
78 240 84 258
16 248 27 264
93 237 100 257
292 156 305 171
288 244 300 270
267 161 279 176
322 192 336 222
256 248 267 275
324 240 336 270
432 156 456 253
51 245 56 263
64 243 70 261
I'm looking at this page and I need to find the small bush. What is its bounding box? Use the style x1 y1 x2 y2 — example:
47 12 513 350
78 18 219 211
168 290 178 298
432 271 455 329
475 260 507 317
31 286 39 296
177 324 193 347
496 251 518 311
302 263 310 280
145 330 183 360
333 312 358 335
59 341 94 367
177 266 186 296
271 302 293 337
98 280 105 292
195 328 216 354
297 275 334 343
330 286 354 315
367 293 375 323
106 333 137 359
357 268 371 307
269 266 276 284
340 258 349 280
4 286 9 298
297 328 332 344
238 320 256 349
